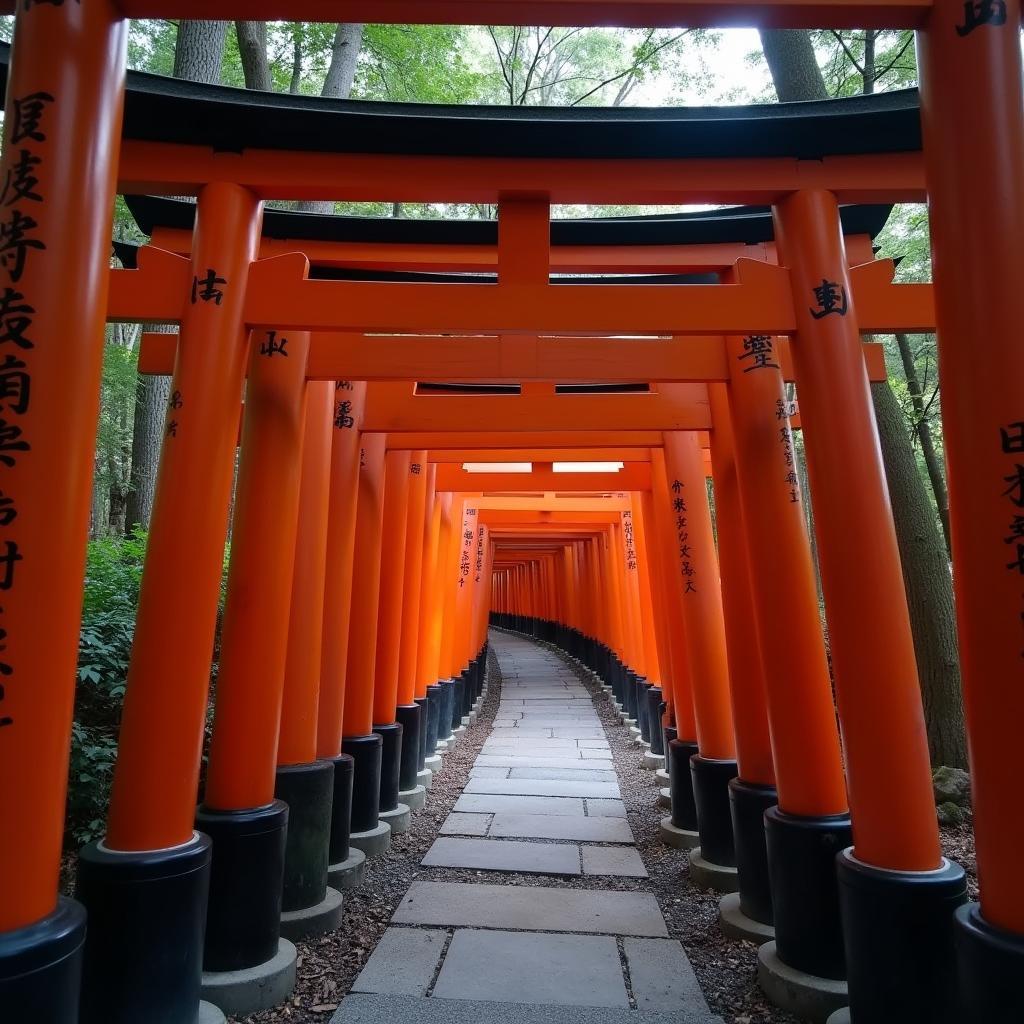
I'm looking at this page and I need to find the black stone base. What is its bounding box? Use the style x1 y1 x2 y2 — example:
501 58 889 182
729 779 777 927
414 696 429 771
449 676 465 731
691 754 738 867
624 670 639 720
765 806 853 981
77 832 212 1024
0 897 85 1023
425 684 443 752
274 760 334 914
647 687 665 754
668 739 700 831
372 722 403 813
637 680 654 742
342 733 382 834
395 704 422 792
326 753 354 866
663 725 678 760
437 680 455 741
195 801 287 972
955 901 1024 1023
838 848 966 1023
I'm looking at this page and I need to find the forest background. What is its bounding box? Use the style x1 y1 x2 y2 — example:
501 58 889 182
0 19 962 844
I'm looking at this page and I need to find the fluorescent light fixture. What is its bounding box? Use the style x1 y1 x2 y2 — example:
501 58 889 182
462 463 532 473
553 462 625 473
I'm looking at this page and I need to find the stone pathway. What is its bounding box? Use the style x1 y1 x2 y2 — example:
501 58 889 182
331 631 723 1024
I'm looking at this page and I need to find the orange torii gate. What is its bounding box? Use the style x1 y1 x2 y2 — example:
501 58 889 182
0 3 1021 1024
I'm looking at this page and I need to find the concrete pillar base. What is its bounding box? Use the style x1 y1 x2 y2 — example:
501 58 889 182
690 847 740 894
442 736 456 751
826 1010 850 1024
659 816 700 849
199 1000 228 1024
636 739 652 751
400 785 427 811
200 939 297 1016
758 940 848 1023
719 892 775 945
417 768 433 791
628 726 641 739
327 848 367 890
425 754 443 771
642 751 666 771
657 787 672 810
349 821 392 858
452 725 467 738
623 717 636 728
655 767 670 785
380 802 412 835
280 887 343 941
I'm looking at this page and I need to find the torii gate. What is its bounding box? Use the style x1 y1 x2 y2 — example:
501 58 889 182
0 4 1020 1024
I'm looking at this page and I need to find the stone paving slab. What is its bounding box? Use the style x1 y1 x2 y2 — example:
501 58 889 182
422 837 581 875
507 766 618 782
487 812 634 843
586 798 627 818
453 794 586 816
474 754 598 768
392 881 668 937
483 739 582 750
439 811 493 836
465 778 621 799
332 993 725 1024
468 766 512 778
582 845 649 878
431 930 628 1007
351 928 448 996
624 939 711 1014
578 738 612 748
580 749 615 759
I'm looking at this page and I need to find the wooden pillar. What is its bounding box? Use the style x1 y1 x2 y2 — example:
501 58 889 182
0 0 126 1011
773 189 964 1016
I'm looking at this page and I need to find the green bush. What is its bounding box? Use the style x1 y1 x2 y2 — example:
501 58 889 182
67 530 147 847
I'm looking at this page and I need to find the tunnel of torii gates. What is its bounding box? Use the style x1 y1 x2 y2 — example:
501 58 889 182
1 2 1024 1024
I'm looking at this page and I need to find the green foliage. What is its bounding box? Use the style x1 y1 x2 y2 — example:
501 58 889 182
813 29 917 95
67 531 147 846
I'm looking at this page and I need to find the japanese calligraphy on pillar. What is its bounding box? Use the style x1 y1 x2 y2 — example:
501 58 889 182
777 398 802 504
999 421 1024 658
956 0 1007 36
622 510 637 571
738 335 780 373
669 479 697 594
0 82 57 728
458 509 477 588
475 526 485 584
334 380 355 430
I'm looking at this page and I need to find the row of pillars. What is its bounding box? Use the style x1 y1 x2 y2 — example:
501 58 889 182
2 2 1024 1023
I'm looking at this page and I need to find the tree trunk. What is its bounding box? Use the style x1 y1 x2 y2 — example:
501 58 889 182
758 30 828 101
127 24 227 530
760 31 966 768
173 21 228 83
235 22 272 90
896 332 952 555
295 24 364 216
873 380 966 768
126 328 173 531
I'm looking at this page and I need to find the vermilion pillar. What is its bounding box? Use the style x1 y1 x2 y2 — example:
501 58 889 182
721 347 853 984
78 182 262 1024
398 454 431 793
316 381 367 882
661 431 738 879
774 190 965 1021
197 328 310 982
706 383 778 941
0 1 126 1014
274 381 341 936
342 432 389 845
917 6 1024 1017
373 449 415 824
